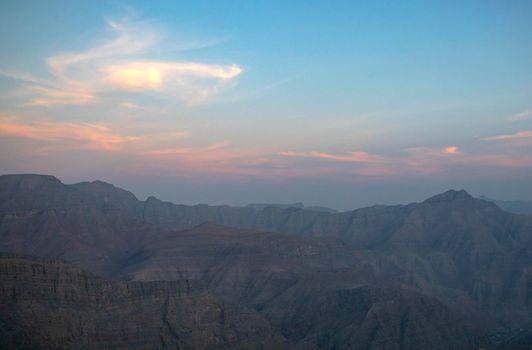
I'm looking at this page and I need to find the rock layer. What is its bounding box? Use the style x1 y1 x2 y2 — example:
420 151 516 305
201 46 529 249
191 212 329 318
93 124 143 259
0 253 284 349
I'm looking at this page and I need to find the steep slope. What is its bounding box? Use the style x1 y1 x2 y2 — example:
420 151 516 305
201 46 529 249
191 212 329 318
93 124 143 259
122 223 481 349
0 174 167 276
371 191 532 324
0 253 284 350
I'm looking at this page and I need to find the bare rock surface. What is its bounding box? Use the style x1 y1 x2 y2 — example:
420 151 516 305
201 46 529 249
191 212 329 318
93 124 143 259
0 253 284 349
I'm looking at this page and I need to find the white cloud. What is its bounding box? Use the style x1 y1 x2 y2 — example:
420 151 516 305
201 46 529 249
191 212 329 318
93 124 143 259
508 110 532 121
483 131 532 141
1 15 242 106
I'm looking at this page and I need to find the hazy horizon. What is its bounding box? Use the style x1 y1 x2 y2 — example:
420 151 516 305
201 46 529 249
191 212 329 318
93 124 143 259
4 172 531 212
1 1 531 210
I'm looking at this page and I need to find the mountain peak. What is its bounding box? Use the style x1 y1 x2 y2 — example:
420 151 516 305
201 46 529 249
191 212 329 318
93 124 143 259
423 189 474 204
70 180 139 202
0 174 63 189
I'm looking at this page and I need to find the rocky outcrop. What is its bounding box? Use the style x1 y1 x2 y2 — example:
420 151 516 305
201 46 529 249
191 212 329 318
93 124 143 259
0 253 284 349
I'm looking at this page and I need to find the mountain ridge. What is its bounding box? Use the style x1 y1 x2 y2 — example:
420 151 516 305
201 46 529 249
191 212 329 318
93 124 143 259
0 174 531 349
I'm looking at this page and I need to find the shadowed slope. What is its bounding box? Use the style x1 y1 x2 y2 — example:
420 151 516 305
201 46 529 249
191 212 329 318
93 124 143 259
122 223 481 349
0 174 167 276
0 253 284 350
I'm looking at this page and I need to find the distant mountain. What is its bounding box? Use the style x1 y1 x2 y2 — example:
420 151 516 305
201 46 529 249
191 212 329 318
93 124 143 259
0 253 283 349
1 174 531 349
246 202 305 210
480 196 532 216
246 202 338 213
305 205 339 213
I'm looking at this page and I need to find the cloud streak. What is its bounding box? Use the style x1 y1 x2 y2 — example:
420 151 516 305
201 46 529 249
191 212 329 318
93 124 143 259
0 117 140 151
405 146 461 157
2 112 531 180
279 150 383 163
508 110 532 122
483 131 532 141
0 115 189 152
1 15 242 106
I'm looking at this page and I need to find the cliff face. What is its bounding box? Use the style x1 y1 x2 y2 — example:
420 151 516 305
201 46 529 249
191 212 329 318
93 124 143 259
0 253 284 350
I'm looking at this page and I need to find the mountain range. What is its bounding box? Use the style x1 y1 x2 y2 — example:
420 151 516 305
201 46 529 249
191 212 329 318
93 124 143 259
480 196 532 216
0 174 531 349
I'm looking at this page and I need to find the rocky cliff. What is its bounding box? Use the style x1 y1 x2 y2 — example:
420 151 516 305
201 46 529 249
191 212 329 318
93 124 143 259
0 253 284 349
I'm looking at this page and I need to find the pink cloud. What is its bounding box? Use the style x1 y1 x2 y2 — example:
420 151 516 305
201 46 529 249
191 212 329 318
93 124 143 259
0 115 189 153
0 117 140 151
28 86 95 106
405 146 461 158
444 146 459 154
3 113 531 181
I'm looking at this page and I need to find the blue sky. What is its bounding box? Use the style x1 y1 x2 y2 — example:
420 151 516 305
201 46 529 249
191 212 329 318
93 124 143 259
1 1 531 209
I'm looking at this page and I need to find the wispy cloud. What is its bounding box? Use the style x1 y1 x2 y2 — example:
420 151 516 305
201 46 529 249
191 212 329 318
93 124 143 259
279 146 462 177
0 116 140 151
279 150 383 163
405 146 461 157
143 140 232 157
1 15 242 106
276 145 532 178
3 110 531 179
0 115 189 152
482 131 532 141
508 110 532 122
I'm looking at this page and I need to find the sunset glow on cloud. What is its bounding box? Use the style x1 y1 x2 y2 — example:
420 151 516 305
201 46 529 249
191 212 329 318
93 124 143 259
0 116 140 151
1 16 242 107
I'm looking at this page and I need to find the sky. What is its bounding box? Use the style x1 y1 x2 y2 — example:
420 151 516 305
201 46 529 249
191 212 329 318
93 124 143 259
0 0 531 210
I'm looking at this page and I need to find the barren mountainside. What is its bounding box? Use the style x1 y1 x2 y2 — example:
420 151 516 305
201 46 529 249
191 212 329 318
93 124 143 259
0 174 531 349
0 253 283 349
